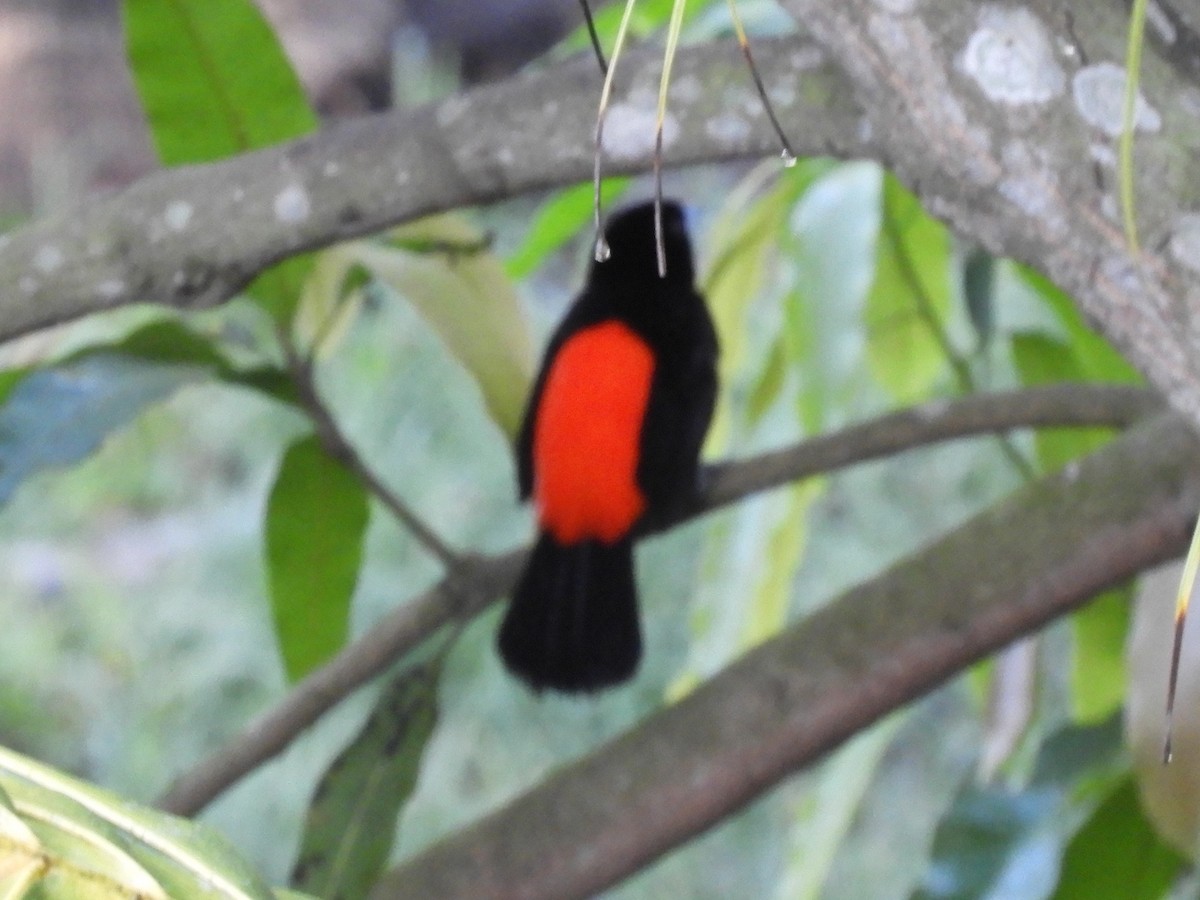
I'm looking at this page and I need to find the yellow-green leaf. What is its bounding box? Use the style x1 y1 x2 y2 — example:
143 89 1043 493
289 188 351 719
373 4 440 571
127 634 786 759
864 174 952 403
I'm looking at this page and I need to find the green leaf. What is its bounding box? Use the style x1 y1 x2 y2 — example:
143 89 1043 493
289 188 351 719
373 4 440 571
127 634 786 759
59 316 299 403
99 319 300 407
122 0 319 321
98 319 231 369
1010 332 1115 471
914 716 1126 900
339 221 535 440
0 355 200 506
1016 268 1140 384
0 744 277 900
505 180 630 280
962 248 995 351
1071 588 1131 725
254 257 318 327
265 435 370 681
1052 777 1184 900
292 659 442 899
0 370 30 410
122 0 316 165
864 174 952 403
226 367 302 408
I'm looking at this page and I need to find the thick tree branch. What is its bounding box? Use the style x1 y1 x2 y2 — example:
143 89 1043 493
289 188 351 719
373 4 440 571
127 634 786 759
373 411 1200 900
0 2 1195 427
0 0 1195 429
157 384 1159 816
773 0 1200 425
0 37 849 344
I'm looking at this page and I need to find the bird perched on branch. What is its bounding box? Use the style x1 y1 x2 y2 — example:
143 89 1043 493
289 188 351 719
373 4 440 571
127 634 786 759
499 199 718 692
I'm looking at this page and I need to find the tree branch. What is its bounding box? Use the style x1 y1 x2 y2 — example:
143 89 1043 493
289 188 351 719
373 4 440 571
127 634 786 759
156 384 1159 816
1 0 1195 434
0 36 850 344
372 411 1200 900
772 0 1200 426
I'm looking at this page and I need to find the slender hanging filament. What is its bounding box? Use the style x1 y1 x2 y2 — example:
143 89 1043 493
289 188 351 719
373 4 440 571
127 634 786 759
578 0 609 75
725 0 796 165
1164 515 1200 763
593 0 639 263
653 0 689 277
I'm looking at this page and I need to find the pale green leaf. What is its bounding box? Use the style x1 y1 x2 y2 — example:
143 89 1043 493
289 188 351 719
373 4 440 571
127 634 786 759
14 794 166 899
0 745 276 900
864 174 952 403
777 718 904 900
0 789 43 900
703 160 825 449
739 481 823 649
265 435 370 682
781 284 827 437
745 334 788 426
0 851 42 900
341 219 535 440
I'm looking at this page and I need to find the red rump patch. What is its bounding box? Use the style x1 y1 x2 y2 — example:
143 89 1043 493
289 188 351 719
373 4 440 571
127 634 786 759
533 320 655 545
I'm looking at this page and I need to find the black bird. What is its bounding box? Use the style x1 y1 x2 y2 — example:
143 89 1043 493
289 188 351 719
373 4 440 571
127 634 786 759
498 200 718 692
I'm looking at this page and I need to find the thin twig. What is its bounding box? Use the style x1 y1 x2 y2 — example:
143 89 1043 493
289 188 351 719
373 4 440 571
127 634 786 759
579 0 609 74
156 384 1160 816
281 336 463 570
725 0 795 161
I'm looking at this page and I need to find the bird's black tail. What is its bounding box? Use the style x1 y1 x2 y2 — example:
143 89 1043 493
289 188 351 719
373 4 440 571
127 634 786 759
498 533 641 693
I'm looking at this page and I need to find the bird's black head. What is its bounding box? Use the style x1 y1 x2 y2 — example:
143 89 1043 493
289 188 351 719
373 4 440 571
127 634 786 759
590 200 695 288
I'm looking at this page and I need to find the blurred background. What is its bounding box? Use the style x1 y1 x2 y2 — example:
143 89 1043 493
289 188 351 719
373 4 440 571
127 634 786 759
0 1 1182 897
0 0 583 218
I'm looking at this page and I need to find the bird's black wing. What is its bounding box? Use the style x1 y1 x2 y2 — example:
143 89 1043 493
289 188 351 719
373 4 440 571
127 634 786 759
636 289 719 516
